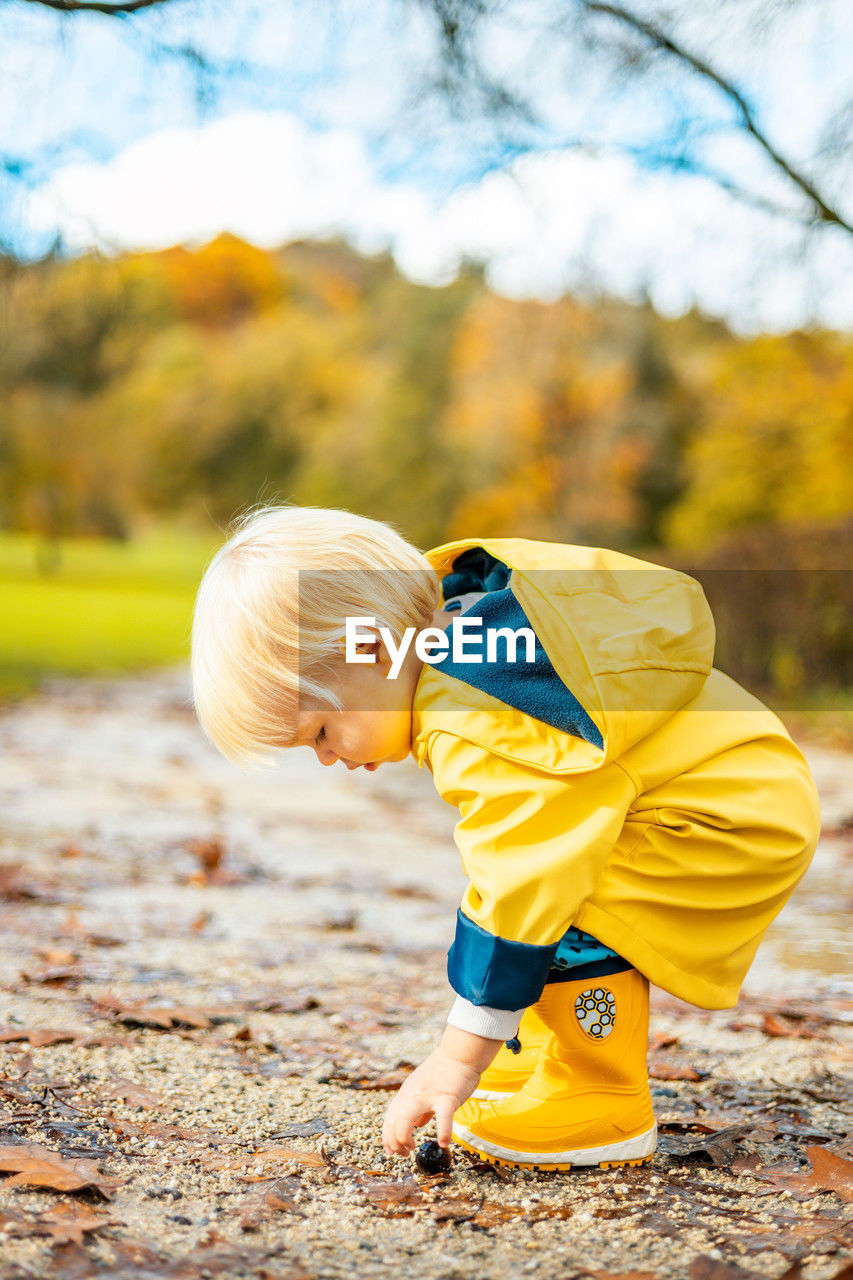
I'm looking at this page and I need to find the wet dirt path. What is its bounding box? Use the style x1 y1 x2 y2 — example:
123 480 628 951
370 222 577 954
0 671 850 1280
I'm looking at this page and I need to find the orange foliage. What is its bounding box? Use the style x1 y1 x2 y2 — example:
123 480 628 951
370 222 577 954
150 233 286 328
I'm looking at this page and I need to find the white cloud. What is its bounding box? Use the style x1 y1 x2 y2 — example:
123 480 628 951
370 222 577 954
25 109 853 333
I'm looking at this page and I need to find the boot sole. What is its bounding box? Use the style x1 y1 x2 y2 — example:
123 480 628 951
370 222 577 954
452 1121 657 1171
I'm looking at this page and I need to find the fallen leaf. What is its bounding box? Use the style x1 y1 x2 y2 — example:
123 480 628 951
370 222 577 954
384 884 436 901
786 1146 853 1202
761 1013 823 1039
269 1118 332 1139
581 1271 659 1280
20 964 87 987
649 1060 707 1082
92 996 212 1030
659 1113 745 1135
733 1147 853 1201
30 1199 113 1244
0 1026 78 1048
184 835 225 872
35 946 78 966
181 836 246 885
236 1175 303 1230
648 1032 679 1052
664 1124 753 1167
332 1064 415 1090
203 1144 328 1173
96 1076 161 1110
689 1259 766 1280
0 1143 126 1197
249 995 319 1014
0 863 60 902
357 1175 571 1226
101 1113 223 1143
41 1238 314 1279
319 912 358 932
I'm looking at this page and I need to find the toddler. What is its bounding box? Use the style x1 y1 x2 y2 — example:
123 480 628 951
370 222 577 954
191 505 820 1171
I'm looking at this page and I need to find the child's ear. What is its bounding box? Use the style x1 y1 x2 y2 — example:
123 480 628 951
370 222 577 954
338 632 384 663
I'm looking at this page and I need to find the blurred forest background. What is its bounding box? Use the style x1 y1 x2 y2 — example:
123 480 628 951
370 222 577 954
1 231 850 709
1 0 851 717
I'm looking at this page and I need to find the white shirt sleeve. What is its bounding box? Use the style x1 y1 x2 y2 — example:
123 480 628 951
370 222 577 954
446 995 526 1041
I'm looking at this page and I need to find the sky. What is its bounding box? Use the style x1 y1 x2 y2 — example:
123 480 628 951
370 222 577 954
2 0 852 333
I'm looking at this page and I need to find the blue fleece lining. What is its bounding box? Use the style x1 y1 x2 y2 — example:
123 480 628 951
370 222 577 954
439 588 603 747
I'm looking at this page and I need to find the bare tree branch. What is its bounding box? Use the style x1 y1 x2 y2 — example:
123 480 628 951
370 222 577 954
21 0 176 14
582 1 853 234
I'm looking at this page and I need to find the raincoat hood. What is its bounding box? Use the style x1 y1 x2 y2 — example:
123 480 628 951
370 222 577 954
415 537 716 774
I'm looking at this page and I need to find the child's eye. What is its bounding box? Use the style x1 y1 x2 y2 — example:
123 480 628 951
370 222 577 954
314 727 325 745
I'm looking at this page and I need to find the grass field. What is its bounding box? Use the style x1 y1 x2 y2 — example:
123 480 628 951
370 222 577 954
0 530 219 697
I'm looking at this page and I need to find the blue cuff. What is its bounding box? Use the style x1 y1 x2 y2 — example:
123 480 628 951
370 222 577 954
447 909 558 1010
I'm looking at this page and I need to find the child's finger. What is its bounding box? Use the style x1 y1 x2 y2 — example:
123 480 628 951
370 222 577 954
434 1096 455 1149
382 1103 405 1153
392 1106 418 1153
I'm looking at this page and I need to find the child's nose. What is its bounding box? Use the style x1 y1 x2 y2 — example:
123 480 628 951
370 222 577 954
314 743 338 767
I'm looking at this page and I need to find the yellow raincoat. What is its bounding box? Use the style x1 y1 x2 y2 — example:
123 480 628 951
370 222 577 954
411 538 821 1013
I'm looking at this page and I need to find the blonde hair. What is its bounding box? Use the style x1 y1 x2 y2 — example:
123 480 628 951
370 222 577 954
191 505 441 764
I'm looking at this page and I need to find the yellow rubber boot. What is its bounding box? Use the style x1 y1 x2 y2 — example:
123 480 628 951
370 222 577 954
473 1001 551 1100
453 968 657 1170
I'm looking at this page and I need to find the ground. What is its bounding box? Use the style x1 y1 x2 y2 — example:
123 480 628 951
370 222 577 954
0 670 850 1280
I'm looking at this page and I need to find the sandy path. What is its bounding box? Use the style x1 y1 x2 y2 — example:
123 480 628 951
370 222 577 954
0 670 850 1280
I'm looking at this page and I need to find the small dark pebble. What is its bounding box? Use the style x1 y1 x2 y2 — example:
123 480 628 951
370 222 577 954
415 1140 452 1174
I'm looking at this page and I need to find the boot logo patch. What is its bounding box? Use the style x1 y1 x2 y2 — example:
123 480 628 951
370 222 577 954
574 987 615 1038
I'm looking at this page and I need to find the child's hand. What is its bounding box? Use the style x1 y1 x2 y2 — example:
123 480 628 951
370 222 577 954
382 1027 502 1156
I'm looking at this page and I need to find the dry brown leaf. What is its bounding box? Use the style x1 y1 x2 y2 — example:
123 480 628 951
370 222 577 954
0 1026 78 1048
689 1259 765 1280
787 1146 853 1202
204 1144 327 1173
333 1064 415 1090
659 1113 745 1134
101 1112 223 1143
358 1175 571 1227
665 1124 753 1167
727 1013 825 1038
181 836 247 886
733 1147 853 1202
96 1076 161 1109
30 1199 113 1244
92 996 213 1030
581 1271 659 1280
761 1013 823 1039
43 1238 314 1279
649 1060 707 1082
0 1143 126 1197
59 911 124 948
35 946 78 966
236 1175 303 1230
246 1145 328 1170
20 964 86 986
184 835 225 872
0 863 60 902
648 1032 679 1052
248 995 319 1014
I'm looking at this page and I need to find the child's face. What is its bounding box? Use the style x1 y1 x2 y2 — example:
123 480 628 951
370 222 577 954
294 626 426 771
